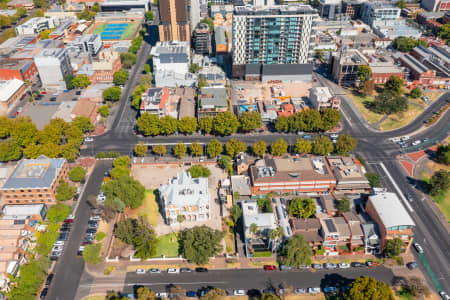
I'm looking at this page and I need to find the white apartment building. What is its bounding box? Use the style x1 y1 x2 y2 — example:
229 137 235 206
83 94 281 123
34 48 72 90
15 17 61 35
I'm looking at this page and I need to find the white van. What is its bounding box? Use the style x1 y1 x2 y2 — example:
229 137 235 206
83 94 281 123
401 136 410 141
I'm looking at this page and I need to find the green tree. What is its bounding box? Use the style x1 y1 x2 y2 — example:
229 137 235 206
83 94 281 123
64 74 75 90
321 108 341 131
159 116 178 135
115 218 137 244
312 136 333 155
47 203 71 223
178 117 198 134
134 142 148 157
288 198 316 218
102 175 146 209
153 144 166 156
430 170 450 196
56 179 76 201
103 86 122 101
82 243 102 264
143 63 151 74
366 172 381 187
239 111 262 132
0 139 22 162
140 73 153 85
294 139 312 154
145 10 154 20
275 116 290 133
72 74 91 88
207 139 222 158
439 24 450 41
370 91 408 114
393 37 421 52
39 29 51 39
78 7 96 20
198 74 207 89
0 15 11 28
385 75 404 95
300 109 323 132
384 238 403 258
120 52 137 69
249 223 258 237
218 155 232 169
11 117 38 147
252 140 267 157
403 277 431 298
271 138 288 156
173 142 187 158
137 287 156 300
261 293 279 300
33 0 50 8
189 165 211 178
335 134 358 155
213 112 240 136
137 113 161 136
343 276 394 300
110 166 130 179
190 142 203 157
200 17 214 31
113 156 131 169
92 2 100 11
189 63 201 73
8 256 50 299
199 116 213 134
69 166 86 182
257 197 272 213
226 138 246 158
98 105 110 118
180 225 224 264
436 144 450 165
357 65 373 82
410 87 422 98
337 198 350 213
231 204 242 224
201 288 226 300
133 217 158 259
36 226 59 255
282 235 313 267
0 116 13 138
397 0 406 8
72 116 94 133
362 79 375 96
113 69 129 86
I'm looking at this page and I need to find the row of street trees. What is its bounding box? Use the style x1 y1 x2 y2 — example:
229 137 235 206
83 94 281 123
274 108 341 133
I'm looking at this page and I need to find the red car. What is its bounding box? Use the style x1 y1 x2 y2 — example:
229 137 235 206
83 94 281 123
263 265 277 271
64 219 73 224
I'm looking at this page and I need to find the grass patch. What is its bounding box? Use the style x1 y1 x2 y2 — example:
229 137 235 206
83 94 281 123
347 91 384 124
222 218 235 254
253 251 273 257
95 232 106 241
92 23 107 34
127 190 159 226
152 233 179 258
121 23 138 39
379 104 424 131
397 288 414 300
422 172 450 223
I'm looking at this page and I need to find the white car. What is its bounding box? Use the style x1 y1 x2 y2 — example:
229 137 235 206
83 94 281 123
136 269 146 274
84 137 94 142
338 263 350 269
52 246 63 252
401 136 410 141
89 216 101 221
390 137 400 143
54 241 65 246
412 140 421 146
439 291 450 300
308 287 321 294
413 242 424 254
330 134 339 139
167 268 179 274
156 292 168 298
233 290 246 296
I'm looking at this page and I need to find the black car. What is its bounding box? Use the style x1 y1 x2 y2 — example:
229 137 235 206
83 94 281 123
75 90 81 95
195 267 208 272
86 228 97 234
45 274 54 286
351 262 364 267
40 287 48 299
49 97 57 101
58 233 68 241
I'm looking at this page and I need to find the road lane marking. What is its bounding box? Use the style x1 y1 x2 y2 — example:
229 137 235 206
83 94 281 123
378 162 415 212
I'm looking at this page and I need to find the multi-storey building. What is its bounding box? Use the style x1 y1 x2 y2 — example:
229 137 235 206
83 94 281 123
309 87 340 111
140 87 169 117
193 23 211 55
421 0 450 11
342 0 365 19
159 0 190 41
34 48 73 90
158 171 210 225
0 156 69 205
319 0 342 20
0 79 27 111
0 59 39 83
360 2 400 27
232 4 318 77
15 17 61 35
331 48 368 86
69 34 103 56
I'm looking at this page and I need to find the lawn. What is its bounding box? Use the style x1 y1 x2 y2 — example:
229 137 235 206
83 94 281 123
379 104 424 131
126 190 159 226
347 91 384 124
92 23 107 34
121 23 138 39
152 233 179 258
422 172 450 223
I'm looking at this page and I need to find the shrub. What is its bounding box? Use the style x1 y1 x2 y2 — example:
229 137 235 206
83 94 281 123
96 232 106 241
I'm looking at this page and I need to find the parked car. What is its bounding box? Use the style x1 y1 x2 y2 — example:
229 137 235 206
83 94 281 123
88 223 99 229
86 228 97 234
303 135 312 140
54 241 65 246
136 269 146 274
149 268 161 274
308 287 321 294
330 134 339 139
294 288 306 294
280 264 292 271
84 137 94 143
186 291 197 297
324 263 337 269
180 268 192 273
64 218 73 224
401 136 410 141
351 262 364 267
312 264 323 269
52 245 63 252
439 291 450 300
156 292 168 298
264 265 277 271
167 268 179 274
323 287 338 294
90 216 101 221
58 233 68 241
366 261 381 267
407 262 418 270
45 274 54 286
412 140 421 146
233 290 246 296
413 242 424 254
195 267 208 272
280 198 286 205
247 289 261 297
40 287 48 299
338 263 350 269
298 264 310 269
77 246 85 256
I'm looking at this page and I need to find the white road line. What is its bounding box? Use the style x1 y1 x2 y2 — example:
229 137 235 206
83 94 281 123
339 108 352 126
379 162 415 212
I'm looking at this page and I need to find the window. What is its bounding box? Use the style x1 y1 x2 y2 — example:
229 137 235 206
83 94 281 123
20 189 24 192
38 194 42 197
32 200 36 203
37 189 40 192
14 195 17 198
28 189 31 192
6 195 9 198
22 194 26 197
44 189 48 192
15 200 20 203
46 194 50 197
48 199 52 202
8 200 12 203
29 194 33 197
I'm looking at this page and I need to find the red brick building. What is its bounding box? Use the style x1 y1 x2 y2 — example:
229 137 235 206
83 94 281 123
371 67 405 84
0 59 39 83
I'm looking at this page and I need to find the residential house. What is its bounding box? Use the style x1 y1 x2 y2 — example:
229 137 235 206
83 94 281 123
158 171 210 225
366 191 415 252
361 223 381 254
197 85 228 119
176 87 196 119
320 217 352 255
231 175 251 200
0 156 69 205
342 211 364 253
290 218 323 249
235 152 249 175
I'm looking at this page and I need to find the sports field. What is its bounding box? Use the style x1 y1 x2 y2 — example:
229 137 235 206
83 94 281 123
91 23 138 40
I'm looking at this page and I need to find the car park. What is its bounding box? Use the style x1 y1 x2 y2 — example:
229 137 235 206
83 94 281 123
338 263 350 269
413 242 424 254
149 268 161 274
136 269 146 274
233 290 246 296
195 267 208 272
308 287 321 294
167 268 179 274
324 263 337 269
294 288 306 294
263 265 277 270
312 264 323 269
180 268 192 273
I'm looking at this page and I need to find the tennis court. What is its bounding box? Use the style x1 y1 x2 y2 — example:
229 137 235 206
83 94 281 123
100 23 128 40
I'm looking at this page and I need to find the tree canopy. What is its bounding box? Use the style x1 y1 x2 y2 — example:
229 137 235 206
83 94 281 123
189 165 211 178
335 134 358 155
113 69 129 86
137 113 161 136
72 75 91 89
436 145 450 165
385 238 403 258
271 139 288 156
252 140 267 157
430 170 450 196
207 139 223 158
153 144 166 156
134 142 148 157
226 139 246 158
82 243 102 264
239 111 262 132
178 117 198 135
199 116 213 134
384 75 404 95
410 87 422 98
56 179 76 201
213 112 240 136
102 175 146 210
180 226 223 264
342 276 394 300
288 198 316 218
393 37 426 52
173 142 187 158
103 86 122 101
294 139 312 154
282 235 313 267
370 91 408 115
47 203 71 223
69 166 86 182
312 136 334 155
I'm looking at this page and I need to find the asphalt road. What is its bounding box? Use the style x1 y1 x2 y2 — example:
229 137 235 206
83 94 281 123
77 267 394 295
46 161 112 300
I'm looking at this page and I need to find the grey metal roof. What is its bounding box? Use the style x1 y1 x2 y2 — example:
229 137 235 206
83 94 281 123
262 64 313 76
214 27 226 45
2 155 66 190
159 53 188 64
245 64 261 76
